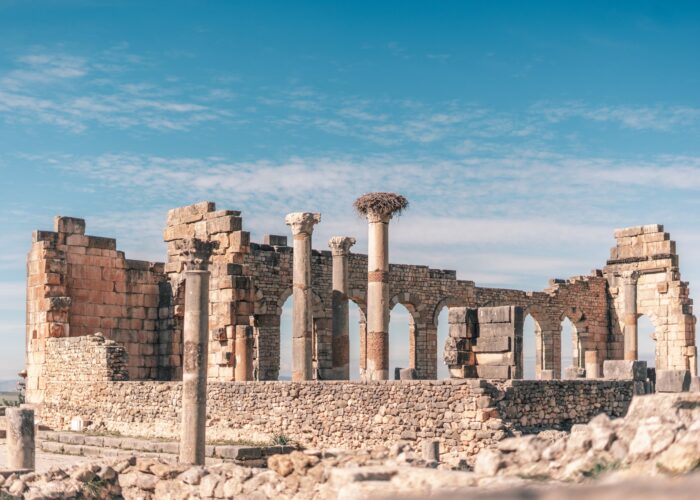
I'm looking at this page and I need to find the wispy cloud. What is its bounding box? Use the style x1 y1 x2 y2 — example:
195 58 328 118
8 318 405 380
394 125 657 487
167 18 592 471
0 49 229 133
534 101 700 131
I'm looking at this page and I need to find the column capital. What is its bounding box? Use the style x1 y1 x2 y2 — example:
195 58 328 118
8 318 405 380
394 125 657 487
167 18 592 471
366 211 392 224
620 270 639 284
328 236 356 256
285 212 321 236
174 238 215 271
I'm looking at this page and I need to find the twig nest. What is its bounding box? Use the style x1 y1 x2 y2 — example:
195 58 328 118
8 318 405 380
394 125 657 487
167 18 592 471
353 192 409 219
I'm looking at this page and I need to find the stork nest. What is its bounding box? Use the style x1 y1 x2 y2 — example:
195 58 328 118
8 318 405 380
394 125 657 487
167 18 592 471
353 192 409 217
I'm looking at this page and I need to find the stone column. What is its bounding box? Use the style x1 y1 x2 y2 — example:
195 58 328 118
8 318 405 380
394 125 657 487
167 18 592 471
177 238 213 466
235 325 254 381
354 193 408 381
622 271 639 361
584 350 599 379
285 212 321 382
329 236 356 380
6 408 35 470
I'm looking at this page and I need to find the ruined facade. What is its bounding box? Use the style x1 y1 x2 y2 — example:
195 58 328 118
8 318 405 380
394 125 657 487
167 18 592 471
25 202 697 404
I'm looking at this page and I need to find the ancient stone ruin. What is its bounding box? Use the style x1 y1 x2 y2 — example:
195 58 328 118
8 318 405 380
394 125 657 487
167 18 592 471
20 198 699 461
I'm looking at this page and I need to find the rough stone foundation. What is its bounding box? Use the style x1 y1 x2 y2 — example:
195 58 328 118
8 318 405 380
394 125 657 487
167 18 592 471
39 378 633 461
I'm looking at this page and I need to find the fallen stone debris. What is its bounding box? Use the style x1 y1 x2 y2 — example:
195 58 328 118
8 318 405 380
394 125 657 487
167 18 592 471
1 392 697 499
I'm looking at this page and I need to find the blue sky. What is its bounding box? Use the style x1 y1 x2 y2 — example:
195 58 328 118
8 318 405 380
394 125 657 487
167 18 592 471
1 1 699 379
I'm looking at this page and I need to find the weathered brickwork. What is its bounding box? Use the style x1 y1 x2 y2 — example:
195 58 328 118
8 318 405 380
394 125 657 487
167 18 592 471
25 202 697 405
38 379 633 461
26 217 166 402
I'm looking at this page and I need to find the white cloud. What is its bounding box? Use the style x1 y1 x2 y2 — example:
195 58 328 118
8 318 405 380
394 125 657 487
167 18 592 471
534 101 700 131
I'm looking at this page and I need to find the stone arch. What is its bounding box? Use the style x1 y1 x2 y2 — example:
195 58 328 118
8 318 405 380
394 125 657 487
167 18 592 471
521 306 546 379
347 292 369 378
388 292 432 378
431 296 466 380
559 306 587 374
431 296 464 327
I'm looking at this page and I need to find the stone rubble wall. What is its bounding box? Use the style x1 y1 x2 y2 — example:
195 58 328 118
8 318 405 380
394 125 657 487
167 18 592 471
26 217 166 403
43 334 129 383
38 379 633 461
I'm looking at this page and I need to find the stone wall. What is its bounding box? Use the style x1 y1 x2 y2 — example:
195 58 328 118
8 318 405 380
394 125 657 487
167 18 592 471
25 203 697 403
26 217 166 402
39 379 633 461
604 224 696 372
43 333 128 383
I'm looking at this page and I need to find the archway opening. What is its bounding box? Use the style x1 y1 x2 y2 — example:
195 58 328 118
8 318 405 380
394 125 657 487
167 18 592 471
638 315 656 368
436 306 449 379
523 314 538 379
348 301 364 380
389 303 413 378
561 317 575 376
279 295 293 381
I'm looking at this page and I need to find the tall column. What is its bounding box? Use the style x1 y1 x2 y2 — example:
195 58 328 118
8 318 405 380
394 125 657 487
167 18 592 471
285 212 321 382
329 236 356 379
176 238 213 466
6 408 35 470
622 271 639 361
354 192 409 381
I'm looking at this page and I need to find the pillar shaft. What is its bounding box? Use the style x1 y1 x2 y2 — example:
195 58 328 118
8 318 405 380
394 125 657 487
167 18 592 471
366 214 390 380
623 272 638 361
285 212 321 382
235 325 254 381
180 270 209 465
329 236 356 380
6 408 35 470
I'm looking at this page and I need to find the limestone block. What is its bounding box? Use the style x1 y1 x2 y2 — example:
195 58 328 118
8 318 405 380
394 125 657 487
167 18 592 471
477 306 511 324
263 234 288 246
539 369 554 380
448 307 469 324
472 337 510 353
475 352 512 365
397 368 417 380
476 365 510 379
563 366 586 379
54 216 86 235
479 323 516 338
656 370 691 393
603 360 648 381
167 201 215 225
206 215 242 235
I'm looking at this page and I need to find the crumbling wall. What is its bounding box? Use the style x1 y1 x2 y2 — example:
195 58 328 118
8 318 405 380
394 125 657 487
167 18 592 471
26 217 165 403
26 203 697 396
604 224 696 372
38 379 633 460
473 274 610 379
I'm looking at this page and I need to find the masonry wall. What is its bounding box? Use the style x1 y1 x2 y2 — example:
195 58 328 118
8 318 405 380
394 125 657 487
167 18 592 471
43 334 128 383
604 224 697 372
26 203 697 401
38 379 633 461
26 217 166 403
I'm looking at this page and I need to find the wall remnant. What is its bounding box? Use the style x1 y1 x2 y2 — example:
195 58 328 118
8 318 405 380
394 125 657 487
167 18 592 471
25 202 697 406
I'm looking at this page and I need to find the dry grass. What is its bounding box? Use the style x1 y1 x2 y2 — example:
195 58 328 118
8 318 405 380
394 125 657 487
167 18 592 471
353 192 409 217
